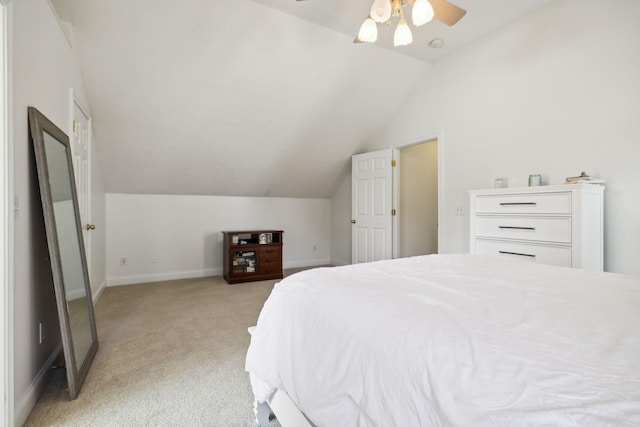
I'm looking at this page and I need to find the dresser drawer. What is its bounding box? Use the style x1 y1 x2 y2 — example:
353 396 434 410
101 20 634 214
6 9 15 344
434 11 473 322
474 239 571 267
258 257 282 275
475 216 571 243
258 248 281 264
475 192 571 214
259 258 281 268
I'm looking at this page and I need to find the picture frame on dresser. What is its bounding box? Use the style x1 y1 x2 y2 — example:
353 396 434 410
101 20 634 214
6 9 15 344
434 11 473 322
469 184 604 271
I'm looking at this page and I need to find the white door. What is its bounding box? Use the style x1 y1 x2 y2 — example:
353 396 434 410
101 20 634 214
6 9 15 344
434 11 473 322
70 96 92 271
352 149 393 264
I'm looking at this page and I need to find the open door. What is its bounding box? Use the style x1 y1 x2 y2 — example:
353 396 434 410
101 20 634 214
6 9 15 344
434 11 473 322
69 93 92 273
351 149 393 264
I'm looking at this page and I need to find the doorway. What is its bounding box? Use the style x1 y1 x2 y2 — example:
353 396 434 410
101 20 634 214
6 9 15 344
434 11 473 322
351 134 441 264
396 140 438 257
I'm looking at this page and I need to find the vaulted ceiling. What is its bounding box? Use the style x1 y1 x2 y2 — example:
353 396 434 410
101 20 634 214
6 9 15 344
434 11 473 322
51 0 554 198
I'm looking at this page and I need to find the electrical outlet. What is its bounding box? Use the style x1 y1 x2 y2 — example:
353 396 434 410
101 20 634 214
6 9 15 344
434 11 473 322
151 255 160 264
455 207 465 216
39 322 45 344
120 257 128 266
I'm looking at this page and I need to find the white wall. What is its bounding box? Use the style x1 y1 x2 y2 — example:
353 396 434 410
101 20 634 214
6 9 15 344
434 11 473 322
332 0 640 277
1 4 11 425
11 0 103 424
106 194 331 285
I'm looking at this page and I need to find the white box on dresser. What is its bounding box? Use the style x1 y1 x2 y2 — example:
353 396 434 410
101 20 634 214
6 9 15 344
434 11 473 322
469 184 604 271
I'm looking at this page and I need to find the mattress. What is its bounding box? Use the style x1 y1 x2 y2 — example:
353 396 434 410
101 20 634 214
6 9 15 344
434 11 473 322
245 254 640 426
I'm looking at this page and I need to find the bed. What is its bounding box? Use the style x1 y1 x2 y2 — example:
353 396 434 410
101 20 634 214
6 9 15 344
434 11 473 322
245 254 640 426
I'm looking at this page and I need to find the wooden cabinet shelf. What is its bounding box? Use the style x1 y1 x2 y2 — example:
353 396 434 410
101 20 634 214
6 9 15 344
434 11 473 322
222 230 284 284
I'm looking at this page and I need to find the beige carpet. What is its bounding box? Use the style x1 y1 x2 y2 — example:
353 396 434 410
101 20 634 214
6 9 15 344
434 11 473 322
24 273 292 427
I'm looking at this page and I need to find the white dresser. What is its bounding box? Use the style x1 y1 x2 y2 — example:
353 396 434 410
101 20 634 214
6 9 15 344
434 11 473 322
469 184 604 271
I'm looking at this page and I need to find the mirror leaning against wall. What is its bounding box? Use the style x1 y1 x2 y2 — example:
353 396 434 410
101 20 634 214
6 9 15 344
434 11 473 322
28 107 98 400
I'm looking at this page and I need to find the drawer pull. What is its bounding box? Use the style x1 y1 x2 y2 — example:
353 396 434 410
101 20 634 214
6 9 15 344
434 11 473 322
499 202 537 206
499 250 536 258
498 226 536 230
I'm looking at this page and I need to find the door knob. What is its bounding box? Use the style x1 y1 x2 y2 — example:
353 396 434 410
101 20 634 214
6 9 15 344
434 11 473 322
351 219 356 224
86 224 96 230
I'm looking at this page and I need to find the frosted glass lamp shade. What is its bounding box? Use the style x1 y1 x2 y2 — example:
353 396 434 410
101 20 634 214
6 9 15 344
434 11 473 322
370 0 392 23
412 0 434 26
357 17 378 43
394 18 413 46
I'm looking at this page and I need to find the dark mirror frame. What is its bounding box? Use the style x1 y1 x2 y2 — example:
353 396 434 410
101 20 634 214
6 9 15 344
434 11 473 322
28 106 98 400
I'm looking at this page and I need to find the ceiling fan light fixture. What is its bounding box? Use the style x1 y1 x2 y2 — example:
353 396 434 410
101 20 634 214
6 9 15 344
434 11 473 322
370 0 392 23
357 17 378 43
394 16 412 46
412 0 434 27
348 0 466 48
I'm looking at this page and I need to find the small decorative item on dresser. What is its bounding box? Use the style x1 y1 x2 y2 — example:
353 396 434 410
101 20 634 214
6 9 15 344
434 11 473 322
494 177 507 188
565 171 605 185
528 174 541 186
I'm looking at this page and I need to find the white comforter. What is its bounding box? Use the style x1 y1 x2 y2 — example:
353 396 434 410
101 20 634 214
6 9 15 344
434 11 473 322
245 254 640 426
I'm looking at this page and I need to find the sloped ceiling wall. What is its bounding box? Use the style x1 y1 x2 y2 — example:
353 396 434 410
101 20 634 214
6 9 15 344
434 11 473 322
59 0 430 198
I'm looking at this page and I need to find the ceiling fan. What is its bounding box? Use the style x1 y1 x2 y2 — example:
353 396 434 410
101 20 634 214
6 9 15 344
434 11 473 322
297 0 467 46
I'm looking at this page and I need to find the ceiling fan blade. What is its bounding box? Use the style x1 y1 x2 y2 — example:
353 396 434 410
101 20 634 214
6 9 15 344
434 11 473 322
430 0 466 26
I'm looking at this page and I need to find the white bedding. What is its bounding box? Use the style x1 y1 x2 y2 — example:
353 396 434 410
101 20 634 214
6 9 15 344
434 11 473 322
245 254 640 426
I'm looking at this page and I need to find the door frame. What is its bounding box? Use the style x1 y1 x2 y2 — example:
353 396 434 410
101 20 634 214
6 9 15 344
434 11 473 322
392 131 444 258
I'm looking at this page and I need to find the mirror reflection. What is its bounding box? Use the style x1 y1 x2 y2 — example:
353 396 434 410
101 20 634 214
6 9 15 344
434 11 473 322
43 131 93 366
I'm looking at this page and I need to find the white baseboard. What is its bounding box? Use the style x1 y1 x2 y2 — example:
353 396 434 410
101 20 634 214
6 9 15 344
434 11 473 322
92 280 106 304
105 259 332 287
106 268 223 287
64 288 85 301
64 280 107 303
14 343 62 427
283 259 331 269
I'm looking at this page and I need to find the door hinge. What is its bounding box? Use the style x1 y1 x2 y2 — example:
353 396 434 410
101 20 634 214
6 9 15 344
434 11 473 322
391 159 396 167
391 209 396 216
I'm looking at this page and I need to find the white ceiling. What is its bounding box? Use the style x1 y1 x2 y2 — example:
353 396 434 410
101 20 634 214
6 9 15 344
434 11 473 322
251 0 554 64
51 0 555 198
